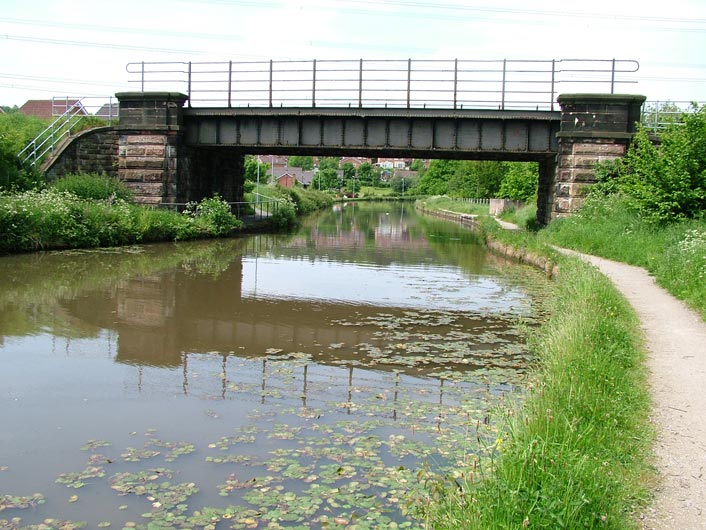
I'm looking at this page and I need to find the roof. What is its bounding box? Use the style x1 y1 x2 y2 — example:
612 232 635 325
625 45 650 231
95 103 119 119
275 168 316 186
19 99 87 120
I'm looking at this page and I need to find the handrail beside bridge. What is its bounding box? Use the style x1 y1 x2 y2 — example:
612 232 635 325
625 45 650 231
126 58 639 112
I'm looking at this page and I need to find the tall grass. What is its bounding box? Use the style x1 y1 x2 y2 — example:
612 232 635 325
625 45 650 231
544 194 706 319
51 173 134 202
0 189 242 253
424 256 652 529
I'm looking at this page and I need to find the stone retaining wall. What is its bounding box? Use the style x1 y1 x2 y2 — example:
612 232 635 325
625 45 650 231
45 127 120 181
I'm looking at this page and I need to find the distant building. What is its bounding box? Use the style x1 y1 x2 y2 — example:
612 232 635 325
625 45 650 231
340 156 372 168
274 168 316 188
19 99 87 120
376 157 409 170
94 103 119 119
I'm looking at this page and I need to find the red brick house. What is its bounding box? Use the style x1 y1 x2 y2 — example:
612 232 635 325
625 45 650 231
275 168 315 188
276 173 298 188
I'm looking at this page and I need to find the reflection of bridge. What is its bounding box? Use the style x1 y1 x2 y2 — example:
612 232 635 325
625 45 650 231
43 58 646 225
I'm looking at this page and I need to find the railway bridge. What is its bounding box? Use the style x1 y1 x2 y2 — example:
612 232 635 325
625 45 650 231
44 58 644 224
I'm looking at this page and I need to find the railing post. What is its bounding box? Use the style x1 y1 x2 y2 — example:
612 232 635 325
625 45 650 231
187 62 192 107
453 58 458 110
358 59 363 108
501 58 507 110
141 61 145 93
269 60 274 107
611 58 616 94
228 60 232 108
312 59 317 108
551 59 556 111
407 58 412 109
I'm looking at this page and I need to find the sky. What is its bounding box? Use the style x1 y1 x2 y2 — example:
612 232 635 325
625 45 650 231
1 0 705 110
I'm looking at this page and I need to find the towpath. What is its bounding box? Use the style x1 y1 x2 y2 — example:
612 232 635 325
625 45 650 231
555 248 706 529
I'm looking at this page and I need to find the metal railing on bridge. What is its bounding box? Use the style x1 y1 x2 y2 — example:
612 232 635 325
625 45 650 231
641 100 704 131
126 58 639 112
18 96 120 168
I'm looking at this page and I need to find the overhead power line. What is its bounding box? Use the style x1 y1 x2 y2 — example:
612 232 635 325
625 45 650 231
0 34 204 54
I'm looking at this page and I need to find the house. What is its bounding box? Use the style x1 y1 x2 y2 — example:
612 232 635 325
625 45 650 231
19 99 87 120
274 168 316 188
95 103 119 120
339 156 372 168
266 156 289 178
275 173 298 188
376 157 409 170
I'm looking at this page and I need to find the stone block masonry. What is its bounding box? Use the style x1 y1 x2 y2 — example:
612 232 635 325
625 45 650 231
118 132 180 204
553 94 645 219
114 92 189 205
44 127 120 181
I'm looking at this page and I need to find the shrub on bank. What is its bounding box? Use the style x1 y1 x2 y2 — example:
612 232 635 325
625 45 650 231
0 190 242 253
264 185 334 228
51 173 134 202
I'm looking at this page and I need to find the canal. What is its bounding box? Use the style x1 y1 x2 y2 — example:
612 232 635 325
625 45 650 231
0 202 550 528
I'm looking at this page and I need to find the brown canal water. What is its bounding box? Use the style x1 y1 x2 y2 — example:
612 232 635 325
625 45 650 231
0 202 550 529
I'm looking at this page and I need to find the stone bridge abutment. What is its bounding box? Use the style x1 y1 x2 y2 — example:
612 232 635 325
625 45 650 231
45 91 645 224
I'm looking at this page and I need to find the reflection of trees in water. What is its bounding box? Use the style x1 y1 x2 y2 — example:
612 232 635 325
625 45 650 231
1 202 546 395
0 239 249 339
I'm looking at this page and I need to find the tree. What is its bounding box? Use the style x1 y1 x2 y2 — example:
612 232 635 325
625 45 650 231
0 112 48 191
390 173 420 193
446 160 505 198
288 155 314 170
342 162 356 181
243 155 270 183
498 162 538 201
318 157 339 171
413 160 460 195
598 106 706 223
410 159 426 172
313 168 339 190
357 162 380 186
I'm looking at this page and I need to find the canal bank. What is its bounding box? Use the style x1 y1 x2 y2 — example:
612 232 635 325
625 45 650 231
416 201 653 530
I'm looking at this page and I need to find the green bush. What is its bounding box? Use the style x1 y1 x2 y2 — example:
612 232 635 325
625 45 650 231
0 112 48 191
269 197 297 229
51 173 134 202
0 191 243 253
263 185 333 228
182 194 242 237
596 106 706 224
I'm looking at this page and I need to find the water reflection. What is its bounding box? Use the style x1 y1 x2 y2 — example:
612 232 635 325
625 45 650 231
1 203 538 374
0 202 550 527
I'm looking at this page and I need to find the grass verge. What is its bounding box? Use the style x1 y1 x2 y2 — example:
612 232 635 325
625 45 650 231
542 195 706 320
417 203 653 530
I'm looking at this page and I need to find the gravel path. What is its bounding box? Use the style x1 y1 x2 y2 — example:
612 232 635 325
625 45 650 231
556 248 706 529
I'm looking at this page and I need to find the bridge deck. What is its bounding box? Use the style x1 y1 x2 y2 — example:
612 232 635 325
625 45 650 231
183 107 561 161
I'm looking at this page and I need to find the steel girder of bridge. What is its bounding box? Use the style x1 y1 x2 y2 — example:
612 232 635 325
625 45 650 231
183 108 561 161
